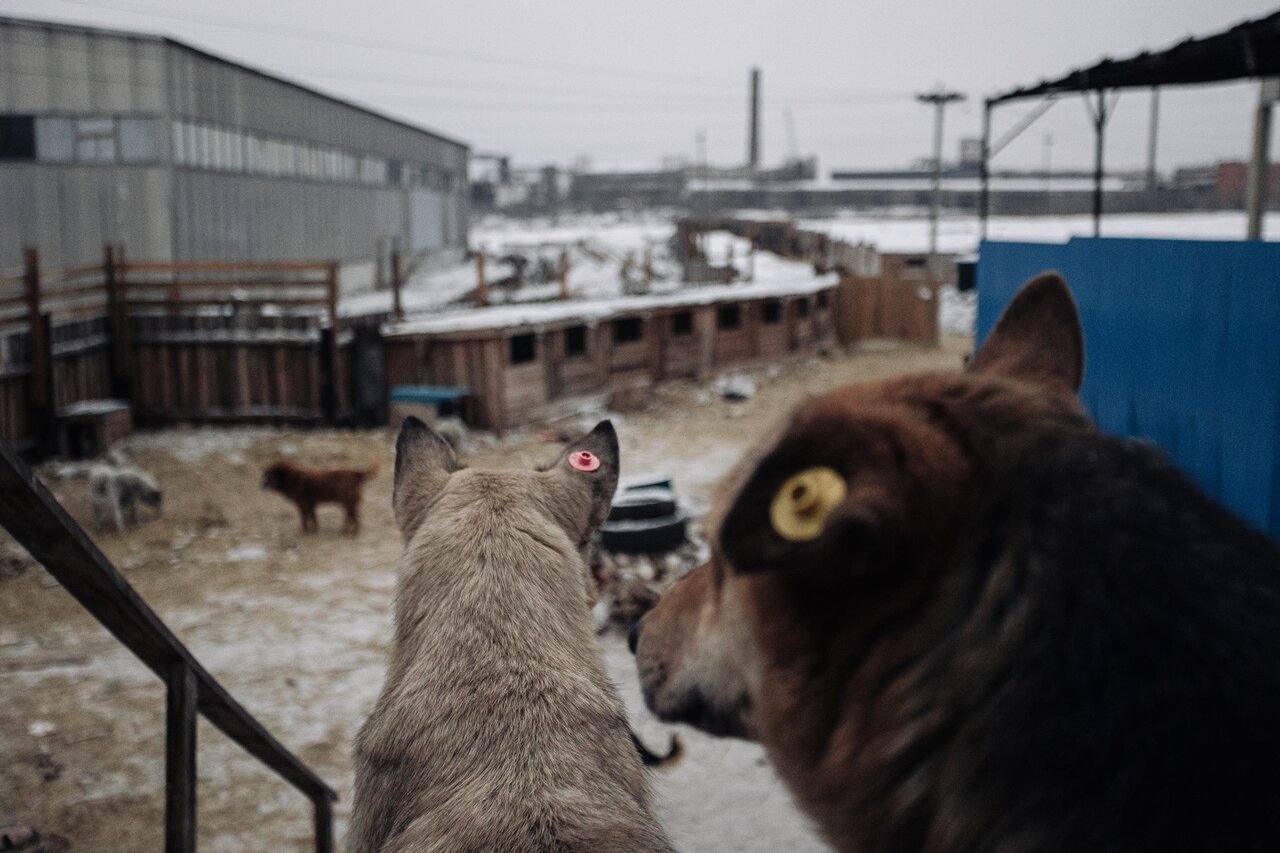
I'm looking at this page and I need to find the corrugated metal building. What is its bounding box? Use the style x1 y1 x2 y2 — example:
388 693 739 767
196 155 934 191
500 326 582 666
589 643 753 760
0 16 469 269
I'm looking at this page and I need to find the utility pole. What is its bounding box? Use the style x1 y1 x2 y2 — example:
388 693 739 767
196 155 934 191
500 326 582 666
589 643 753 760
1043 133 1054 193
916 85 966 263
747 68 761 171
1146 87 1160 191
1246 78 1280 240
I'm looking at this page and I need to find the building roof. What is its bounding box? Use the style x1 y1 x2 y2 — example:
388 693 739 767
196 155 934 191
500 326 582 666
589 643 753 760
383 268 838 338
0 14 469 151
990 10 1280 104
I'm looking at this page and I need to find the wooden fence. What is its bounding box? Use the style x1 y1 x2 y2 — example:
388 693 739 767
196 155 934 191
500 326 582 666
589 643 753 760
834 273 940 346
119 256 344 422
1 249 115 451
2 247 353 454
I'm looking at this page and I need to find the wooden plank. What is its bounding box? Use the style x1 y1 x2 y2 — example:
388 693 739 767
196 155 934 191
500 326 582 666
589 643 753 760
274 346 289 409
24 248 46 410
0 443 337 803
43 262 106 280
122 260 332 273
123 278 330 290
165 662 197 853
40 282 107 299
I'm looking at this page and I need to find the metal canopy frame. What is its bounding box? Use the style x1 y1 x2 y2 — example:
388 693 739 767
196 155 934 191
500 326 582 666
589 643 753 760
979 10 1280 240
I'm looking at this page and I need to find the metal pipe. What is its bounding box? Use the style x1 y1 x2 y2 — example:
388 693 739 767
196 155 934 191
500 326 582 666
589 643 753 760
1090 90 1108 238
748 68 761 170
979 101 992 241
1146 86 1160 191
1246 79 1279 240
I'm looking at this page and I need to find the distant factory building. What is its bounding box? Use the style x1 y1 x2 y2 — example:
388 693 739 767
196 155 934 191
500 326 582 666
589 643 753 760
0 16 469 269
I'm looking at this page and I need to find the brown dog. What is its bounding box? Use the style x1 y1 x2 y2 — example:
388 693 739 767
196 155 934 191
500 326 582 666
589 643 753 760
261 460 378 535
633 273 1280 852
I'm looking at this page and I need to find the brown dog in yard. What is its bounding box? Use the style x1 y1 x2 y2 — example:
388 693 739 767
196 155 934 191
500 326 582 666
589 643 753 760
633 273 1280 852
348 418 674 853
261 460 378 535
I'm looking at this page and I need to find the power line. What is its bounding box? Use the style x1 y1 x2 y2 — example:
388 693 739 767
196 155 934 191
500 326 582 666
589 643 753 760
30 0 754 88
21 0 913 100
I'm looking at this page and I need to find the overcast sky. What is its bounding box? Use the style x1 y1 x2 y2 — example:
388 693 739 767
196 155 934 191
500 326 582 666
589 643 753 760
4 0 1277 174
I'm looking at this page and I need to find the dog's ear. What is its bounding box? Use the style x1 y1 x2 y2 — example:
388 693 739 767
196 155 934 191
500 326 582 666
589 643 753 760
968 271 1084 393
393 416 458 542
539 420 620 546
716 417 905 577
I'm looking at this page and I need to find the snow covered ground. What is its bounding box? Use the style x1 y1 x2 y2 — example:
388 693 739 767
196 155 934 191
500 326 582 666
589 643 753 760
340 212 680 319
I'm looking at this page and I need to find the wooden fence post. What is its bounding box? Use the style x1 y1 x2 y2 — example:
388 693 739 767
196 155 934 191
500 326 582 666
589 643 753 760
23 247 44 410
103 245 124 400
391 249 403 321
323 261 339 421
375 236 386 291
475 253 488 307
115 244 132 400
558 249 569 301
165 661 198 853
23 247 54 452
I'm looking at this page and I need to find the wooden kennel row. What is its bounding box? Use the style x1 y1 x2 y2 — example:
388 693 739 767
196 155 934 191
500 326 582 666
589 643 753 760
383 287 837 432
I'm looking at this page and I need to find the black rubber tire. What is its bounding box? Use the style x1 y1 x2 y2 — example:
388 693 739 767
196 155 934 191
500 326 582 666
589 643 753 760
600 513 687 554
608 489 678 521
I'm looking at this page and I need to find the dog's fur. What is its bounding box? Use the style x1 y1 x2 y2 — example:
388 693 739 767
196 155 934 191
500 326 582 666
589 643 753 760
348 418 674 853
261 460 378 535
88 461 162 533
633 273 1280 852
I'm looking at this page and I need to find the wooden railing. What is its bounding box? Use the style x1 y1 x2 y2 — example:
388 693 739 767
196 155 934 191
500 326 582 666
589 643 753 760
0 440 337 852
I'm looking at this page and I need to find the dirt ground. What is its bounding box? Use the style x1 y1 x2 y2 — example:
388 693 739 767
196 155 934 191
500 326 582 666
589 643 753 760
0 335 970 852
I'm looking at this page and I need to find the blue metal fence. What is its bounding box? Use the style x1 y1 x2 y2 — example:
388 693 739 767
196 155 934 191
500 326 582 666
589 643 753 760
978 237 1280 539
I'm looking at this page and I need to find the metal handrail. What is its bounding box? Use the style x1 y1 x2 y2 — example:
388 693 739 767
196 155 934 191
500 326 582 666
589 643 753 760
0 440 336 852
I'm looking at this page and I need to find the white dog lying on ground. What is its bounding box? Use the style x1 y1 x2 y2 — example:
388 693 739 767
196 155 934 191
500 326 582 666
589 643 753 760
88 459 162 533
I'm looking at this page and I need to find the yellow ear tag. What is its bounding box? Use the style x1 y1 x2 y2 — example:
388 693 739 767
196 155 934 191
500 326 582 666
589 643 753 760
769 467 847 542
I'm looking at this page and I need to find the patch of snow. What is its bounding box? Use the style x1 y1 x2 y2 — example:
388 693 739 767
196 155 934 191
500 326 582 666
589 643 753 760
225 545 267 563
385 266 837 337
712 375 757 402
939 285 976 336
123 428 276 464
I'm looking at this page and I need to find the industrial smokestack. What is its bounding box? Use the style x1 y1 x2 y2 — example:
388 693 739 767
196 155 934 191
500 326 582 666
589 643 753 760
748 67 761 170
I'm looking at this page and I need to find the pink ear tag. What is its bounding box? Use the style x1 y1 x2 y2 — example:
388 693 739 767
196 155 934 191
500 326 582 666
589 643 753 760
569 450 600 472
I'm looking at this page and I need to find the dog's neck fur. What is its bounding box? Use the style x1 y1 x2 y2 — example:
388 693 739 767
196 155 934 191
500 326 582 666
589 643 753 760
350 472 669 852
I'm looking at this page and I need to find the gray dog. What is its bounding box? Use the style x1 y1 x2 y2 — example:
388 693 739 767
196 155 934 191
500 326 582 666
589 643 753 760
88 461 162 533
349 417 674 853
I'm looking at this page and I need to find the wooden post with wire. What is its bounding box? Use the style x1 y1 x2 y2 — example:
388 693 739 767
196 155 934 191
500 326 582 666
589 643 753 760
323 261 339 421
391 248 403 321
23 247 53 452
558 248 569 301
475 252 488 307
